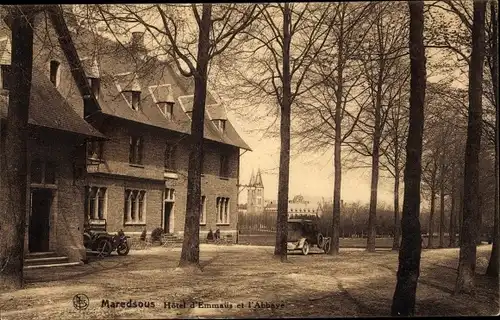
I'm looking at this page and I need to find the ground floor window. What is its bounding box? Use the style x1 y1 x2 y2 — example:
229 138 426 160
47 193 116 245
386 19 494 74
124 189 146 224
200 195 207 225
216 197 230 224
85 186 107 221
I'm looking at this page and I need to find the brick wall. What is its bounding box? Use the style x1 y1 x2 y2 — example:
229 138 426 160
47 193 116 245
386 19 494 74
88 118 240 239
27 129 86 262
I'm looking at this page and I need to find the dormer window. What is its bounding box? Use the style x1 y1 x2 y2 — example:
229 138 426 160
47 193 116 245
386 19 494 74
123 91 141 111
1 64 11 90
88 77 100 99
214 119 226 133
132 91 141 111
50 60 60 87
159 102 174 120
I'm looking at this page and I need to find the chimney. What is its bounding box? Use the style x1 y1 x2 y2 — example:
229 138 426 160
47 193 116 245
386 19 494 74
131 31 145 50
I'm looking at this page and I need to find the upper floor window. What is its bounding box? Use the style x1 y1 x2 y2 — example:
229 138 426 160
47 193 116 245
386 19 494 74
129 136 143 165
164 142 177 171
1 64 11 90
50 60 60 87
219 154 229 178
87 140 104 160
31 159 57 185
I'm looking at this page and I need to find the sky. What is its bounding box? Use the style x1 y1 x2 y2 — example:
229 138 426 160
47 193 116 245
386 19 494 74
230 110 395 206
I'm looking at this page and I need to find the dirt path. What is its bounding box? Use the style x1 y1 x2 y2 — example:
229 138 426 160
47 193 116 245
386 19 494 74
0 245 498 319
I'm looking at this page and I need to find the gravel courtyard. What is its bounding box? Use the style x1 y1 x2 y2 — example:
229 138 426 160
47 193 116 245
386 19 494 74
0 244 498 319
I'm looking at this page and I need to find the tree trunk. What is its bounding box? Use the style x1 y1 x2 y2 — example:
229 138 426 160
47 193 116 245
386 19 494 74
367 58 384 253
449 163 457 247
458 180 464 245
391 1 425 315
331 27 344 255
455 0 486 294
179 4 212 268
439 180 446 248
392 170 401 250
486 0 499 278
274 2 291 262
428 186 436 248
0 8 35 290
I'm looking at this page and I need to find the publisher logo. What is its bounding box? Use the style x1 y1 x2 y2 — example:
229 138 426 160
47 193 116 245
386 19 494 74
73 294 89 310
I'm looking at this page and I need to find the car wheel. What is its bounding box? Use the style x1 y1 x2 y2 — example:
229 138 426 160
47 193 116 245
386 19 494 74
323 240 331 254
302 241 310 255
317 233 324 249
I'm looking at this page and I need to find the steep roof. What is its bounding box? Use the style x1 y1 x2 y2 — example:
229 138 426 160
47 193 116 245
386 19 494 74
248 169 255 185
66 17 250 150
254 168 264 187
0 67 105 139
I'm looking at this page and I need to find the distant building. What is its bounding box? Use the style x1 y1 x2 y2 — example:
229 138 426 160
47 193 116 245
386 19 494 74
246 169 264 215
264 195 323 217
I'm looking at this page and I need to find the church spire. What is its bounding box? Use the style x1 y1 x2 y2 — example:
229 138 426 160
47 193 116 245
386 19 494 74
254 168 263 188
248 169 255 186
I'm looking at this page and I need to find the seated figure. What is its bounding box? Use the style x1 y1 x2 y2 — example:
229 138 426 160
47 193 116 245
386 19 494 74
207 229 214 241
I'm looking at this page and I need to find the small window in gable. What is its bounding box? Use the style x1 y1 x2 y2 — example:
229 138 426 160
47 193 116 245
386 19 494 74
88 78 100 99
50 60 60 87
159 102 174 120
1 65 11 90
132 91 141 111
215 119 226 133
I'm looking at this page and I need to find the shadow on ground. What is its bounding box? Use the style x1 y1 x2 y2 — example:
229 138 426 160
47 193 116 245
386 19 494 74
0 245 498 319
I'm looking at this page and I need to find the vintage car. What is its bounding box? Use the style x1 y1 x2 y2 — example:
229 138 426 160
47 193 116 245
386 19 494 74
287 219 330 255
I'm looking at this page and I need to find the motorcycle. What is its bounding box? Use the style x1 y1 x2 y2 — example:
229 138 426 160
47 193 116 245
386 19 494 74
110 230 130 256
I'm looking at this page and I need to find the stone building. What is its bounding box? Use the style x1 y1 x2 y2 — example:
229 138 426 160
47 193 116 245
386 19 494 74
246 169 264 215
0 9 249 264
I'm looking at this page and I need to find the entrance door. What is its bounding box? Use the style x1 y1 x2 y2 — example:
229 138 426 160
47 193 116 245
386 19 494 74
29 189 52 252
164 202 173 234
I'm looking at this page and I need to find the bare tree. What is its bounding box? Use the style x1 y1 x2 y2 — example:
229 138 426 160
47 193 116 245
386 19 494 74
485 0 499 279
455 0 486 294
379 91 409 250
292 2 375 255
218 3 335 260
391 0 426 315
0 5 36 290
345 2 410 252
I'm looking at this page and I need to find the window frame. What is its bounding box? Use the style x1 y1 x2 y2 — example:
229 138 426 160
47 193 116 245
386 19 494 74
129 136 143 165
200 195 207 225
49 60 61 87
85 186 107 223
87 140 104 161
216 196 230 225
124 189 147 225
164 142 177 172
1 64 11 90
219 153 230 178
30 159 57 187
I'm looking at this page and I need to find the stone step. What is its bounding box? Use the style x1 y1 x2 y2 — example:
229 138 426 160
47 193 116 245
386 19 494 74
25 251 58 259
24 256 69 266
23 261 83 270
